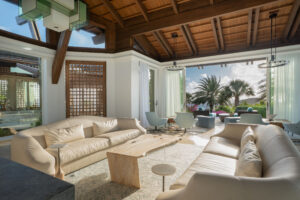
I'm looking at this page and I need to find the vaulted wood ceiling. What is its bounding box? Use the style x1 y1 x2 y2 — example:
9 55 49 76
84 0 300 61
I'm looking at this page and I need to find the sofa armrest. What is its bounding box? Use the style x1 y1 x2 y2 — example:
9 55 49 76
11 134 56 176
157 172 300 200
117 118 147 134
214 123 258 142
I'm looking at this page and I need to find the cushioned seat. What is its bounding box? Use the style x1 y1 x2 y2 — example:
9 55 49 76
95 129 140 146
203 136 240 159
170 153 237 189
47 137 110 164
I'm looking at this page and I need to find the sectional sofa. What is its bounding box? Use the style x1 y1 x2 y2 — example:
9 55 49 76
157 123 300 200
11 116 146 176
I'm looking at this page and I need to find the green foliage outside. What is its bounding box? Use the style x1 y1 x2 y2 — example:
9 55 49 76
215 105 235 114
236 103 267 118
0 128 13 137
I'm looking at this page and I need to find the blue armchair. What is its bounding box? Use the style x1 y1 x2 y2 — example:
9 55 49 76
238 114 268 125
145 112 168 132
175 112 196 133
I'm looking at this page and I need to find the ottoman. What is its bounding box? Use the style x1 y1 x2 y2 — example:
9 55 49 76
197 115 215 129
224 117 240 125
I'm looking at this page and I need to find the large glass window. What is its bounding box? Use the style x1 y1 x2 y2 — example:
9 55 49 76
0 50 41 135
69 29 105 48
0 1 46 42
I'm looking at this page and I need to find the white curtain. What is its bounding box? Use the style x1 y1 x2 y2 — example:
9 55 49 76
272 52 300 123
139 62 150 127
166 71 182 117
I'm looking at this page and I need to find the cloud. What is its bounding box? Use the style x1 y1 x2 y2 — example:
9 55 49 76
70 31 93 46
220 75 231 86
201 73 208 78
0 26 10 32
186 81 198 94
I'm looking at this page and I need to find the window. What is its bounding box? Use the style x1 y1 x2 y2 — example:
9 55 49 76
66 60 106 117
0 1 46 42
69 30 105 48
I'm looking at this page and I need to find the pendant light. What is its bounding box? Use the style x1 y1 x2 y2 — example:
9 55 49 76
167 32 184 71
258 12 289 68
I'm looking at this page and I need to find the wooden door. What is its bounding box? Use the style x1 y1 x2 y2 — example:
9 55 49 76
65 60 106 117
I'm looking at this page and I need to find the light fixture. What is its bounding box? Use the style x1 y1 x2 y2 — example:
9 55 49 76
258 12 289 68
166 32 184 71
19 0 87 32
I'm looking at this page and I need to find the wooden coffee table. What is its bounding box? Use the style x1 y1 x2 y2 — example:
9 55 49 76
107 134 180 188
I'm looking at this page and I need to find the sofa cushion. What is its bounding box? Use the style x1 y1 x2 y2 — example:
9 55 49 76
170 153 237 189
95 129 140 146
241 126 255 149
93 120 119 136
44 124 85 147
46 137 110 165
203 136 240 159
235 140 262 177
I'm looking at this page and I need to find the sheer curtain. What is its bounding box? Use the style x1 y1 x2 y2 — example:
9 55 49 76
166 71 182 117
272 52 300 123
139 61 150 127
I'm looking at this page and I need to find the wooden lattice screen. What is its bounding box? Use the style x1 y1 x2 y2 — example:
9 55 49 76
65 60 106 118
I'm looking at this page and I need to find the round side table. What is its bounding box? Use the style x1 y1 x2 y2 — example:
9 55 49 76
152 164 176 192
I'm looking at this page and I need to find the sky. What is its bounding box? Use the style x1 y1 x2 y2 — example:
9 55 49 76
0 1 105 48
186 60 267 100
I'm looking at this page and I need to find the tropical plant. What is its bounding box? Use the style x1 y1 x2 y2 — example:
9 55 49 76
228 79 255 106
217 86 232 106
257 78 267 101
186 92 193 105
192 75 222 111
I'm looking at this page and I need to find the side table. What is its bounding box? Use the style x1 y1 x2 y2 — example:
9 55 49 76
152 164 176 192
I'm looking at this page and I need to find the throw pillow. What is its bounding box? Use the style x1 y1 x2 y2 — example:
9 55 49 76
235 140 262 177
240 126 255 149
44 124 85 147
93 119 119 136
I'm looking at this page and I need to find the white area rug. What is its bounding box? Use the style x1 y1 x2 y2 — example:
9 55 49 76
65 143 204 200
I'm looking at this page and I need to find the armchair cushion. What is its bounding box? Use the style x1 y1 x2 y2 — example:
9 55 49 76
44 124 85 147
95 129 141 146
240 126 255 149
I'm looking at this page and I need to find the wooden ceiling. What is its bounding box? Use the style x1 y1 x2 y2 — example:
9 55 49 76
85 0 300 61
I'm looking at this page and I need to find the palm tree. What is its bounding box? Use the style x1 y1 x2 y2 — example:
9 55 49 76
192 75 222 111
218 86 233 106
228 79 255 106
257 79 267 101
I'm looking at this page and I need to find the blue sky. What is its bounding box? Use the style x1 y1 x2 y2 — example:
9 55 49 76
186 60 267 99
0 1 104 48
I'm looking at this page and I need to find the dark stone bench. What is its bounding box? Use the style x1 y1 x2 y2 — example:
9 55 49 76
0 158 74 200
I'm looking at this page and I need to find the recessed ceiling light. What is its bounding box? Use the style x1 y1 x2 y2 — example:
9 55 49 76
23 47 32 51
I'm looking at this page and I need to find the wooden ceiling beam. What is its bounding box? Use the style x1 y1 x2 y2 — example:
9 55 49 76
170 0 179 14
210 0 214 5
211 18 220 50
184 24 198 55
88 13 115 29
216 17 224 51
283 0 300 40
153 31 174 57
134 35 159 58
99 0 124 28
134 0 149 22
247 9 253 47
118 0 282 36
180 25 193 55
252 7 260 46
289 11 300 39
52 30 72 84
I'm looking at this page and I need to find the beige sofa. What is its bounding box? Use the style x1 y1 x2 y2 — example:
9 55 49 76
11 116 146 176
157 123 300 200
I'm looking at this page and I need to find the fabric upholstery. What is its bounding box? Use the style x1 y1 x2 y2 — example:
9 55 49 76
240 126 255 149
93 119 119 136
170 153 237 189
235 140 262 177
44 124 85 147
157 124 300 200
47 137 110 165
95 129 141 146
11 116 147 176
203 136 240 159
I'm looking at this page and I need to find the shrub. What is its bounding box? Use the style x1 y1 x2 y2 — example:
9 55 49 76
216 105 234 114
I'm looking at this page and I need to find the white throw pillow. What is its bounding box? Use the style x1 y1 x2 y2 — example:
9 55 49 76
240 126 255 149
44 124 85 147
93 119 119 136
235 140 262 177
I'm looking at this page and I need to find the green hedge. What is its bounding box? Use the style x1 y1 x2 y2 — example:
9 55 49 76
236 105 266 118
